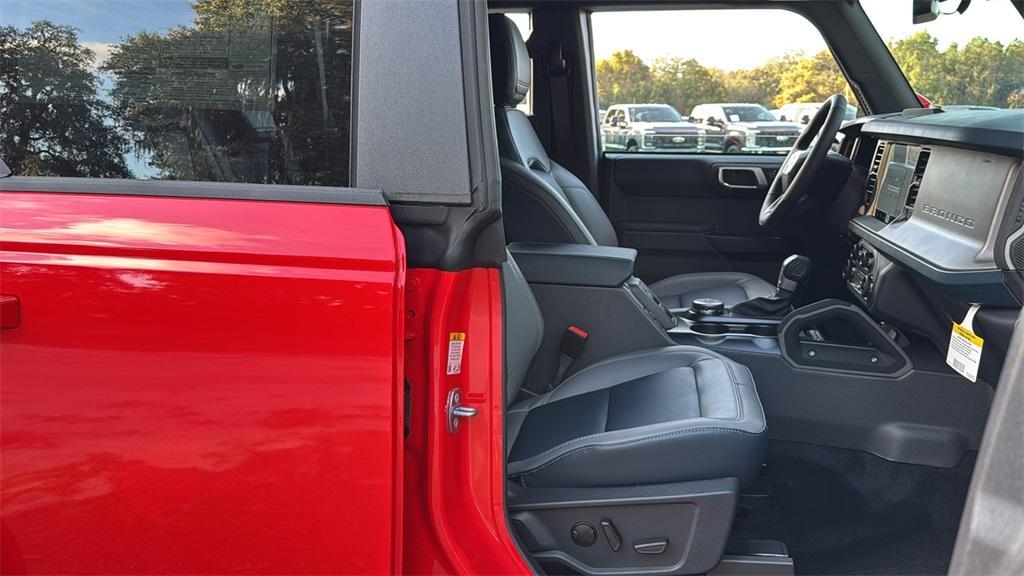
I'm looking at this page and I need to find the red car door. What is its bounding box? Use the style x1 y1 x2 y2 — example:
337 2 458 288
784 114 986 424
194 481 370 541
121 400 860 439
0 182 406 574
0 0 407 572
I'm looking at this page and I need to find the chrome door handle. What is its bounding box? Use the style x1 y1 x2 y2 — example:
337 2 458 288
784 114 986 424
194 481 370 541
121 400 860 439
446 388 477 433
718 166 768 190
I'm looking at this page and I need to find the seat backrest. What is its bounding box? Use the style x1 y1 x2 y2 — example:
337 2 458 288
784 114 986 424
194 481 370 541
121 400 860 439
502 253 545 405
488 15 619 247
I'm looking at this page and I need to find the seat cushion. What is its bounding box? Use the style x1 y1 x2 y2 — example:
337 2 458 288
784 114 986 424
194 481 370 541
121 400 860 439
507 347 766 488
649 271 775 309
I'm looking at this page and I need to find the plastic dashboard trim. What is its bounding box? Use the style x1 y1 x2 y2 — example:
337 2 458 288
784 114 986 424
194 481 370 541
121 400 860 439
849 217 1019 306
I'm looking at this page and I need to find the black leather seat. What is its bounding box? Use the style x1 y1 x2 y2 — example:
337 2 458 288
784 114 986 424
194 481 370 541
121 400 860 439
503 255 766 488
489 15 775 308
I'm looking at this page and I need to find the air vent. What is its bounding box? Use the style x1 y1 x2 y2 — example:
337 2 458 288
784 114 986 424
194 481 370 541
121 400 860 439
864 141 887 206
904 147 931 213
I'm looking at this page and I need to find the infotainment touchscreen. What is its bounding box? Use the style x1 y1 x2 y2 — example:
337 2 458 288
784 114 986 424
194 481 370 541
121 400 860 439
874 143 922 221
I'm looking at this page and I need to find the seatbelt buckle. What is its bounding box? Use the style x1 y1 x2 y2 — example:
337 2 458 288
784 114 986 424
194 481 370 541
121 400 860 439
560 325 589 359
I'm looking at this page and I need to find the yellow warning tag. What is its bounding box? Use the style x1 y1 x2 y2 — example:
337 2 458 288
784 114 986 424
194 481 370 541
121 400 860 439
946 305 983 382
446 332 466 375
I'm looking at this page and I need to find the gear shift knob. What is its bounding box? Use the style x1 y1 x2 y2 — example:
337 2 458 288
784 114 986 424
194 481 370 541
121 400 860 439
777 254 812 294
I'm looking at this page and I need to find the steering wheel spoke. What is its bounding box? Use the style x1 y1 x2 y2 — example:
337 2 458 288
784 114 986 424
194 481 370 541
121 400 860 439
758 94 848 229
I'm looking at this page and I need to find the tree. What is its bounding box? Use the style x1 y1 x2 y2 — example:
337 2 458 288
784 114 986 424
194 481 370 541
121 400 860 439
999 41 1024 108
595 50 653 108
940 38 1006 106
889 31 946 103
103 0 353 184
648 57 725 116
888 33 1022 108
722 54 803 108
0 21 131 177
775 50 855 108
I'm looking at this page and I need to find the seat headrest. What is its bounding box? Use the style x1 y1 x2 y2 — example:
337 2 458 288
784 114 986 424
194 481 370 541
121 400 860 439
488 14 531 108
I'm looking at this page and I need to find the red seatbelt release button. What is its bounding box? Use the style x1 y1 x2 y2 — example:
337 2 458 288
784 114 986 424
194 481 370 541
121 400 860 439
561 325 589 358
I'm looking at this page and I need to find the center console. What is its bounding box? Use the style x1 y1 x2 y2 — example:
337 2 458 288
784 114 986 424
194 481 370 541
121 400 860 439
508 242 989 471
506 241 991 575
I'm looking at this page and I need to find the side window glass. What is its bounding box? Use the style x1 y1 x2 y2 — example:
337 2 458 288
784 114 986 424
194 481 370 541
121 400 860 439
592 9 859 155
1 0 354 186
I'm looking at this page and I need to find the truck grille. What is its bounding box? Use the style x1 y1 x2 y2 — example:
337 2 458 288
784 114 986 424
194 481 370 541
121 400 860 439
643 133 703 149
755 133 797 148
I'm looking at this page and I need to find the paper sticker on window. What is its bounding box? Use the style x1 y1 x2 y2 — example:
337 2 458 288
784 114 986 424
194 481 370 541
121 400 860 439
447 332 466 375
729 114 741 122
946 305 983 382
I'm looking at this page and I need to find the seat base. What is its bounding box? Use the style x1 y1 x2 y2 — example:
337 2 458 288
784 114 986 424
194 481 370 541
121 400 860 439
510 478 738 576
507 347 767 489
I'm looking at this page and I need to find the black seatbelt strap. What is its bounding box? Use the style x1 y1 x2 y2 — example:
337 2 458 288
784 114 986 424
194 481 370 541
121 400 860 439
544 42 573 161
554 325 589 386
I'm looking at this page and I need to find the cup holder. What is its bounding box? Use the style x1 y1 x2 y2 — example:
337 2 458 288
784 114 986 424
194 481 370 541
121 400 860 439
685 322 777 345
690 323 729 336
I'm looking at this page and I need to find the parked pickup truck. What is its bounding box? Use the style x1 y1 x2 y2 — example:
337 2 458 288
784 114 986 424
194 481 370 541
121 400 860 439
690 103 802 154
601 104 706 152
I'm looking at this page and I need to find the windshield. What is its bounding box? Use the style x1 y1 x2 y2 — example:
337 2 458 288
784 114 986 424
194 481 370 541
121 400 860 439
723 106 776 122
630 105 683 122
861 0 1023 109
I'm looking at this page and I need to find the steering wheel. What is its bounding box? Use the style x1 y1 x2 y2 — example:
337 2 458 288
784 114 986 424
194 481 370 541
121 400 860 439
758 93 848 229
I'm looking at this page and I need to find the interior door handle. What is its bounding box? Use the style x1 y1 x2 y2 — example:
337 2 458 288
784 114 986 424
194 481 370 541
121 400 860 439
718 166 768 190
1 295 20 329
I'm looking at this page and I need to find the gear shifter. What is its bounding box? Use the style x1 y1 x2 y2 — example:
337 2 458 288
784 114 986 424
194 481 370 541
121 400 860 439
776 254 812 296
731 254 812 317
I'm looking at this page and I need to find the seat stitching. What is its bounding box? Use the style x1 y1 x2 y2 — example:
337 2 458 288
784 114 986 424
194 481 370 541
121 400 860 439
722 358 745 421
512 426 764 477
743 363 767 432
691 357 742 421
510 411 754 472
692 365 702 418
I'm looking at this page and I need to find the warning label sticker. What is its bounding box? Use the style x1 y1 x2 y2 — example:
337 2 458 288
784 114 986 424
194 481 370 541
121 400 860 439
446 332 466 375
946 306 983 383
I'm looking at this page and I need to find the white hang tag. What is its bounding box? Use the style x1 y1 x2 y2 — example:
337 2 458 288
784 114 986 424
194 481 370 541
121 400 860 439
946 304 983 382
446 332 466 375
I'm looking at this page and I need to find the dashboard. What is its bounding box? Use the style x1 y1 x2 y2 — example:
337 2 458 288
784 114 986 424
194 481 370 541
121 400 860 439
836 109 1024 383
841 109 1024 307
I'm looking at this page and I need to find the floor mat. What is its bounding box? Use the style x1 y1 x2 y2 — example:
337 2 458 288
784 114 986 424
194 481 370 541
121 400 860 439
733 441 975 576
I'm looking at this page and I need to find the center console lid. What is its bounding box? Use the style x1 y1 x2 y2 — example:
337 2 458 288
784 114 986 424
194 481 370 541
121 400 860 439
507 242 637 287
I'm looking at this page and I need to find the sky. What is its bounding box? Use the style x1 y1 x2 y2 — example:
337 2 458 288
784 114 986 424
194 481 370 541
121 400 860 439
2 0 196 68
2 0 200 177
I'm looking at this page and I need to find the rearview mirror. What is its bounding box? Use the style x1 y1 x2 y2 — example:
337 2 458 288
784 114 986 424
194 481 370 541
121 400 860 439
617 120 629 128
914 0 972 24
913 0 939 24
800 114 811 124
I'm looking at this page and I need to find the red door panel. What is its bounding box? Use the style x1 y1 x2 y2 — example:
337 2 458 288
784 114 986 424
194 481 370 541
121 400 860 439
0 191 405 574
401 267 532 575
